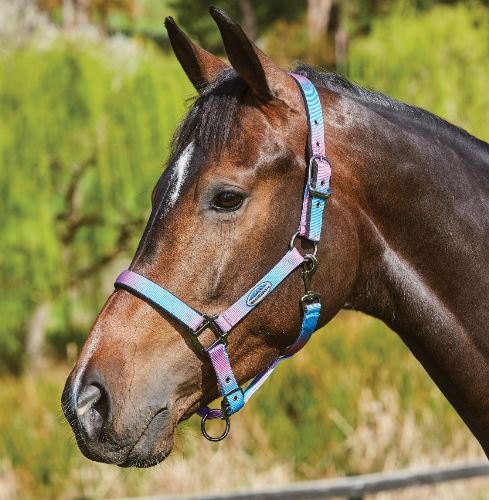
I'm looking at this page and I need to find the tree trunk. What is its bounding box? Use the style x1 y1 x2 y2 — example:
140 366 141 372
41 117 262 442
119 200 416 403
335 26 348 70
307 0 334 42
240 0 257 41
76 0 91 27
26 302 51 373
62 0 76 31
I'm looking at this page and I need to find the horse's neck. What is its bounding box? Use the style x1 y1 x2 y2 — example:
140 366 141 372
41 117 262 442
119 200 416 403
334 97 489 452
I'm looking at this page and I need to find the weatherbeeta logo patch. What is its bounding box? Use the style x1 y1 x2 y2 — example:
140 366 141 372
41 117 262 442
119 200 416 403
246 281 273 307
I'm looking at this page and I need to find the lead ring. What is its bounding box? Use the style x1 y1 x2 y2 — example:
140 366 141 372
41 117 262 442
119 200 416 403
289 231 318 257
201 413 230 442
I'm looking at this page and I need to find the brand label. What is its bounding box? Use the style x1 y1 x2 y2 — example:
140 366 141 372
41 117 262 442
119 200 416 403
246 281 273 307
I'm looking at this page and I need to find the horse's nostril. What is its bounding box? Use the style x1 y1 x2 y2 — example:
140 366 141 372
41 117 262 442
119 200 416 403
76 383 110 441
77 385 101 417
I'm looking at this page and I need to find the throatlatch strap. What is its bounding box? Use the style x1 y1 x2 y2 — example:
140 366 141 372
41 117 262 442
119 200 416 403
290 73 331 242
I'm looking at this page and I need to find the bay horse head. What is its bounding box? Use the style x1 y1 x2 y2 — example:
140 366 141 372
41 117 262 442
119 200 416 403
62 6 356 467
62 7 489 466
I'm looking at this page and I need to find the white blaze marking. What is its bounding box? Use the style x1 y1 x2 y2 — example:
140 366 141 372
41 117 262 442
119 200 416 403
168 141 194 208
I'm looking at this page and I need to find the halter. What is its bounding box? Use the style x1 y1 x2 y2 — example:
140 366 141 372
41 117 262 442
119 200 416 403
114 74 332 441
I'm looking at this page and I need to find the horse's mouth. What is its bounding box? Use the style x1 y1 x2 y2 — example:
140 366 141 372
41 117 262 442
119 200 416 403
70 405 175 468
118 407 174 468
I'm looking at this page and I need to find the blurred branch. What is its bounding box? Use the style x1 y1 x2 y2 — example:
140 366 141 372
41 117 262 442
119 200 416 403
61 214 104 244
51 154 145 285
59 153 97 221
26 302 51 373
70 214 144 284
307 0 334 42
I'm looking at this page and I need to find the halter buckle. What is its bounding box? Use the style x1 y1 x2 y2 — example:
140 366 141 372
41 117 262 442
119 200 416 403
308 155 331 200
191 314 229 354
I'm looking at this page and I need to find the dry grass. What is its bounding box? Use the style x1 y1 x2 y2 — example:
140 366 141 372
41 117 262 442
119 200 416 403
0 313 487 499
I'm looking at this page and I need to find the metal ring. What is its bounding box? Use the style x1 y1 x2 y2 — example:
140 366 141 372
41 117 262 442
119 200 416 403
289 231 318 257
200 412 230 442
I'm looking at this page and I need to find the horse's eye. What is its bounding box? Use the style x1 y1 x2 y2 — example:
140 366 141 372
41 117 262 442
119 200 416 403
212 191 244 212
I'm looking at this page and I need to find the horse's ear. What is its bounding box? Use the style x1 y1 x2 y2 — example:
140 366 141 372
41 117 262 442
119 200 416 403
164 16 228 92
209 6 294 102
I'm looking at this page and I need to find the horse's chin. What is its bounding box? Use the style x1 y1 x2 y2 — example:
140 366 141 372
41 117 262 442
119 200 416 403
118 409 176 468
74 408 176 468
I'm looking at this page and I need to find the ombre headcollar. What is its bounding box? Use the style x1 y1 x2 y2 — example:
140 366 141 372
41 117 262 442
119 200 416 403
114 73 332 441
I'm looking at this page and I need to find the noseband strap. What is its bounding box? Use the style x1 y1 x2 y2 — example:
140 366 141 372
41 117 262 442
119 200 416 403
114 73 331 441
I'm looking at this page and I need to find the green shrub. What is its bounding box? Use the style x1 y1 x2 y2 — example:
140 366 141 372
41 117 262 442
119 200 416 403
0 38 192 372
348 3 489 142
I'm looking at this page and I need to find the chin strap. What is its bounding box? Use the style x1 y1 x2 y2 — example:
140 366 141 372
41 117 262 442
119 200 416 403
114 73 331 441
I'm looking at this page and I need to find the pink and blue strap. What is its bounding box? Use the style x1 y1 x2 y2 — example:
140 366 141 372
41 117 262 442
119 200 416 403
290 73 332 243
115 270 204 330
198 301 321 420
215 248 304 332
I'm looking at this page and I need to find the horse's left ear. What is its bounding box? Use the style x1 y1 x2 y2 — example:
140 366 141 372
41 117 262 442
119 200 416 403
209 6 298 104
165 16 228 92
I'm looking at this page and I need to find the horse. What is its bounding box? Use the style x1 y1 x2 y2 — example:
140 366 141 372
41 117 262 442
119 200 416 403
62 6 489 467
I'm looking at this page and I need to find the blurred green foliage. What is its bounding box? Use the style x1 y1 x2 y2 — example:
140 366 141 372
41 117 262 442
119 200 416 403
349 3 489 142
0 38 192 372
168 0 304 52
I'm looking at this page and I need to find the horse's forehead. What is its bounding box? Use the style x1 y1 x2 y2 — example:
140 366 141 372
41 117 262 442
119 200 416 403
160 98 303 210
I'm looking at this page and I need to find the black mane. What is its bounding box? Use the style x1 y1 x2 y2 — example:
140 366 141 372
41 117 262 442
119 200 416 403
168 63 489 164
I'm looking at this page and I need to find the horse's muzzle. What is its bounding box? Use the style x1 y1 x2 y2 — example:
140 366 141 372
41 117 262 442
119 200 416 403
62 367 175 467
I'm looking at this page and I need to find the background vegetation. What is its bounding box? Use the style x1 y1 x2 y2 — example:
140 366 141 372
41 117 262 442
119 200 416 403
1 0 488 498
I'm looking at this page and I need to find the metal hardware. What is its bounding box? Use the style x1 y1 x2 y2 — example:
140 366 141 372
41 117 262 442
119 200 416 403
191 314 228 354
301 254 318 290
221 387 244 416
289 231 318 257
300 254 321 312
201 412 230 442
308 156 331 200
300 291 321 313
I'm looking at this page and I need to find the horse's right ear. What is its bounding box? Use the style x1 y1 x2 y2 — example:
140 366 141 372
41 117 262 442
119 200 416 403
164 16 228 92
